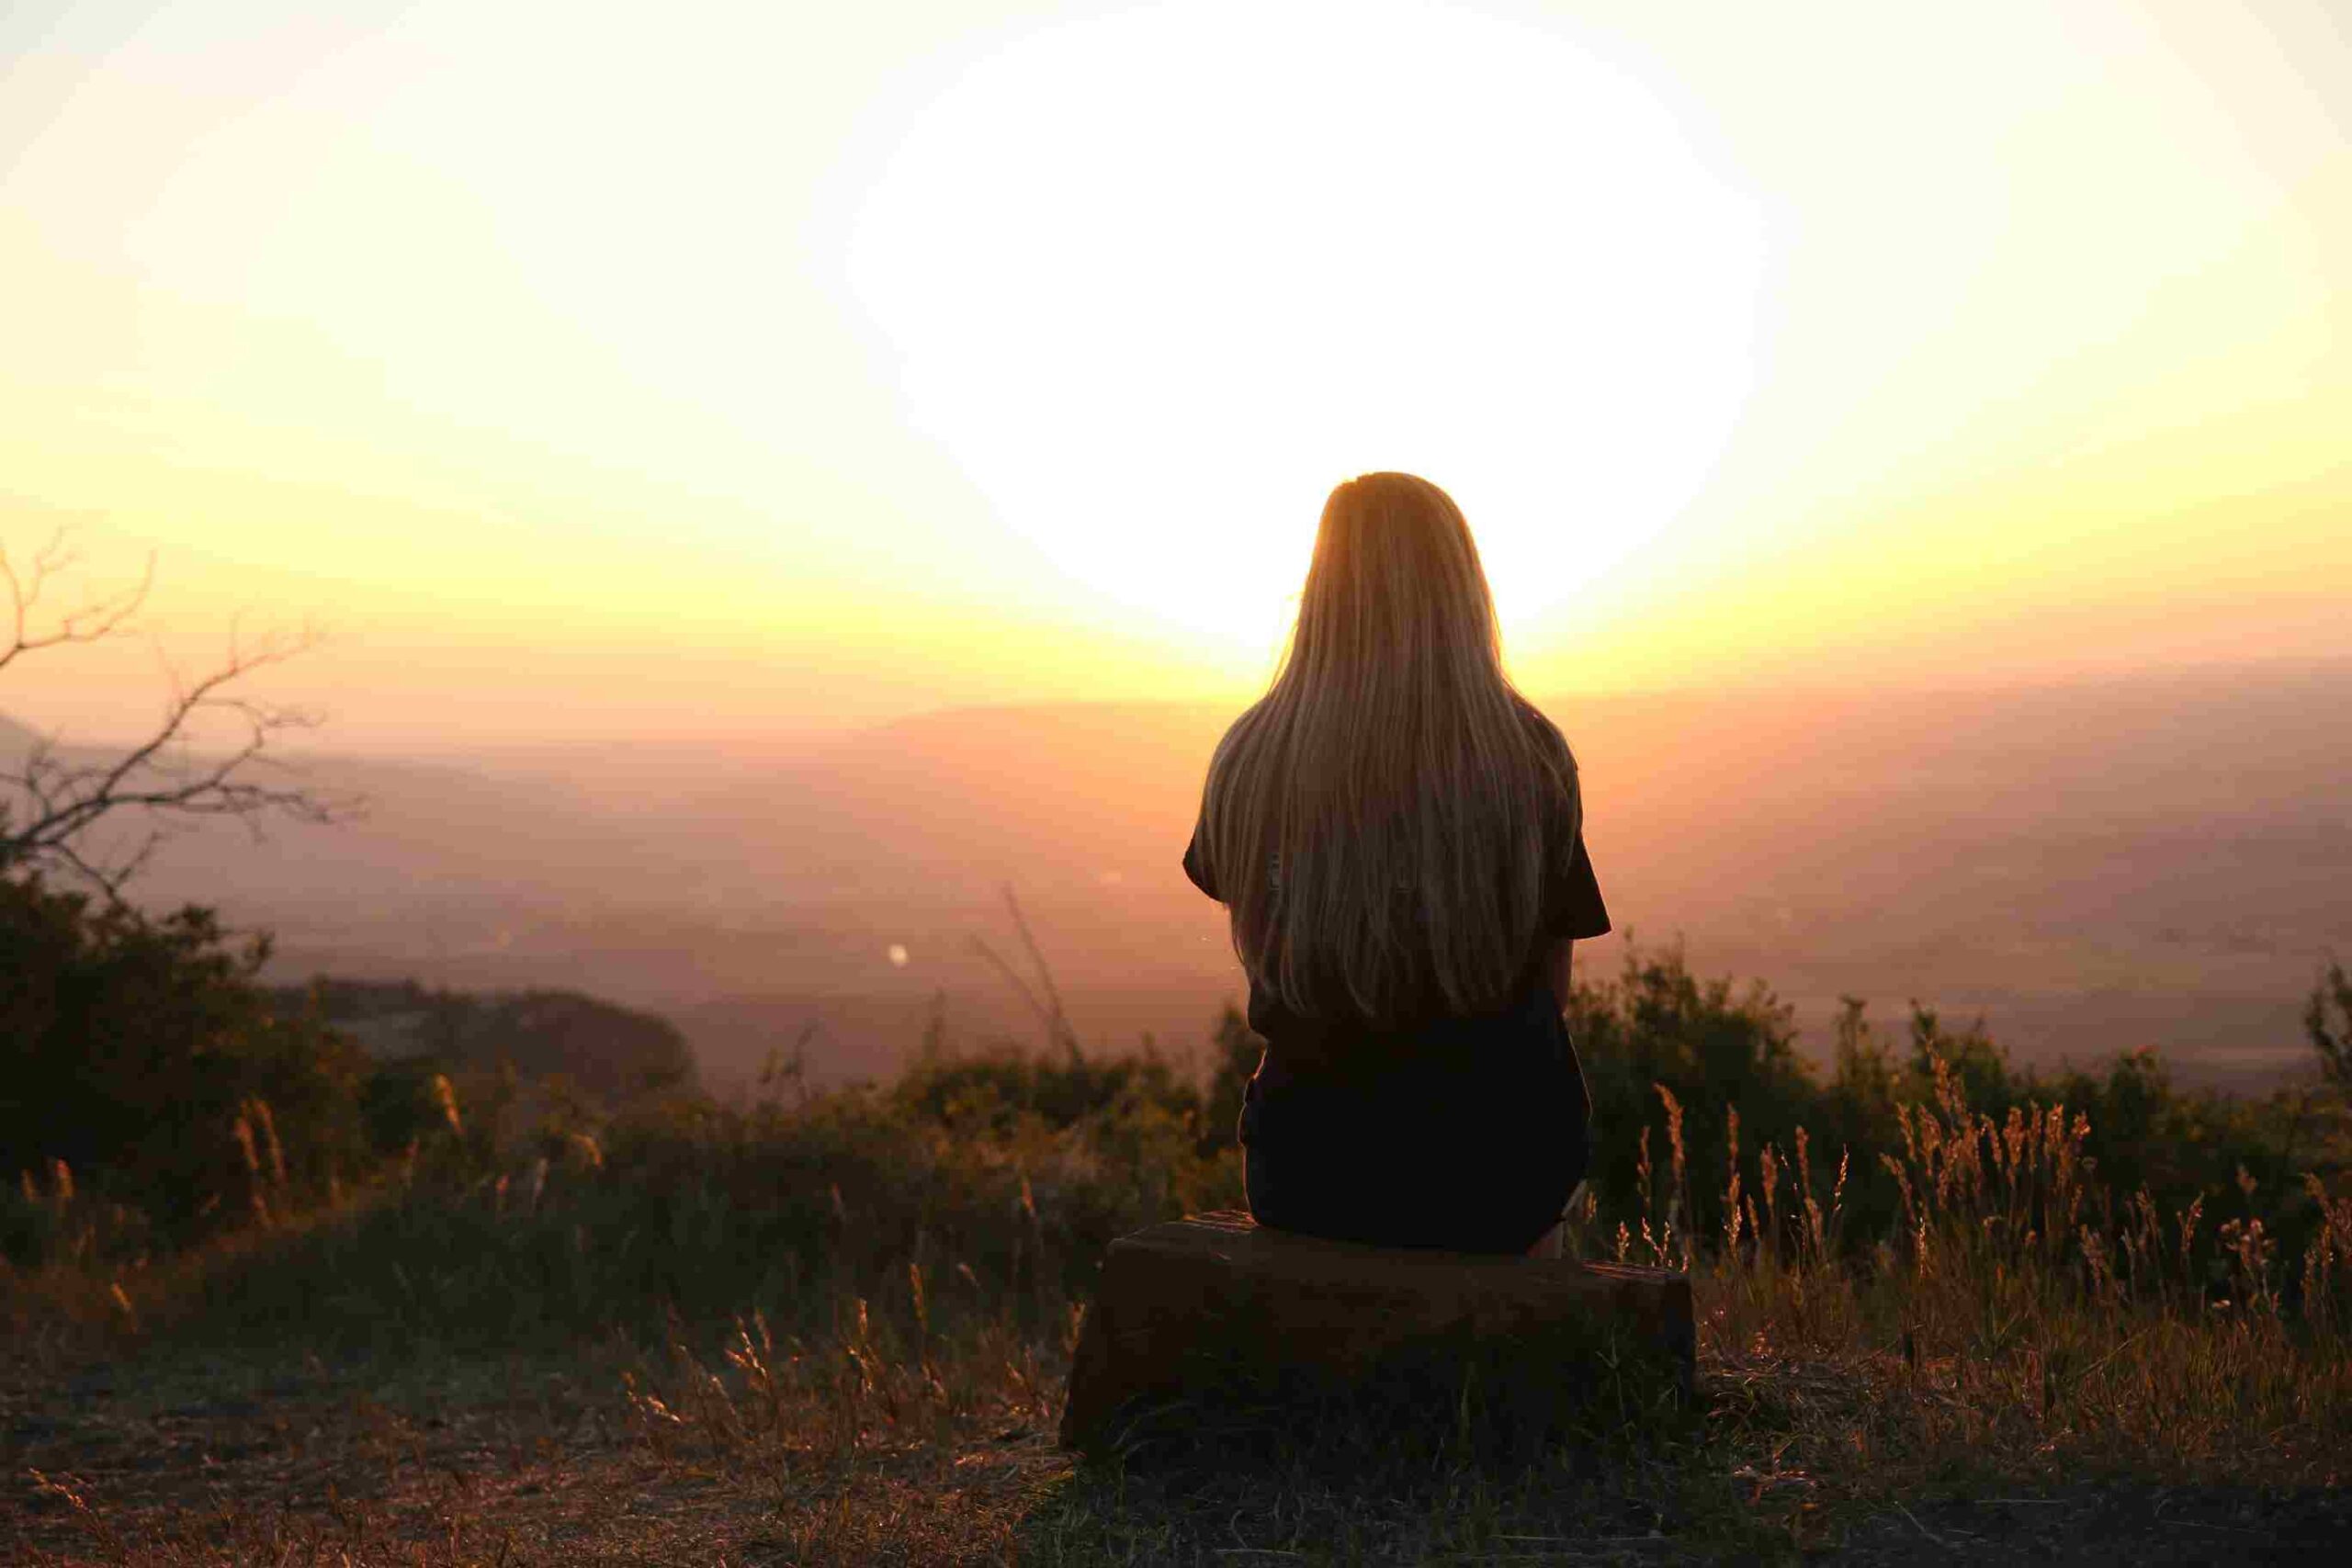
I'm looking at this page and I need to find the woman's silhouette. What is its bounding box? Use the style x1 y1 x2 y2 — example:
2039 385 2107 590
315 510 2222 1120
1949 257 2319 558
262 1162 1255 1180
1183 472 1609 1254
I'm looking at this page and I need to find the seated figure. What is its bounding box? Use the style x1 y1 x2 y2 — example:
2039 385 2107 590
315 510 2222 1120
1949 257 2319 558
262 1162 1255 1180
1183 472 1609 1257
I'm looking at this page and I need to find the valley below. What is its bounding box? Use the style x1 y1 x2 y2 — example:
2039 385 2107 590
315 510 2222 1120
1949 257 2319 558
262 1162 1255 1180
48 659 2349 1097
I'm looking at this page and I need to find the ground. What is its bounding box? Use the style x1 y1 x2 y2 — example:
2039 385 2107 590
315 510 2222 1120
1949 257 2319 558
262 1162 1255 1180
9 1345 2350 1565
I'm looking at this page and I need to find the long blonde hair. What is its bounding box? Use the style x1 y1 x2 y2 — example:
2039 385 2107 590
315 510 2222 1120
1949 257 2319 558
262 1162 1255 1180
1198 472 1577 1025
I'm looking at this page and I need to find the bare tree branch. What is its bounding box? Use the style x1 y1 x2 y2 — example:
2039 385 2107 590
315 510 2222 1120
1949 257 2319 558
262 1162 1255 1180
0 532 364 900
0 529 154 679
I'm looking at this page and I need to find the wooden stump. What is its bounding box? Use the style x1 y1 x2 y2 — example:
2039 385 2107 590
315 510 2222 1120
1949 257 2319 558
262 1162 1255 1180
1058 1211 1693 1455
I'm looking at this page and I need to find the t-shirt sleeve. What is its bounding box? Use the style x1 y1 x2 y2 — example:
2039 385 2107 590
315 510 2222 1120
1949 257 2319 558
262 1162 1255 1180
1543 775 1610 941
1182 816 1220 901
1547 829 1611 940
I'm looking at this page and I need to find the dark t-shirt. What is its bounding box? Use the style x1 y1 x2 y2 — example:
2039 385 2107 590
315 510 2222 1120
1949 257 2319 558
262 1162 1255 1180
1181 789 1611 1251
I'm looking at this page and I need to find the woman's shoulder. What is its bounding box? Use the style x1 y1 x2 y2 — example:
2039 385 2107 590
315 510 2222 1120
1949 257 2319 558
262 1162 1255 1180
1510 694 1578 786
1508 689 1565 739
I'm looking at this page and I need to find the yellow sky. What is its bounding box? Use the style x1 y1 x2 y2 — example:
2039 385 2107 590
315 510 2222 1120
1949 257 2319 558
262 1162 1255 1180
2 0 2346 751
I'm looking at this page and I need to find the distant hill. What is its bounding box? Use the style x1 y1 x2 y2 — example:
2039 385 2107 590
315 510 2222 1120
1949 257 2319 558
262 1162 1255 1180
51 660 2352 1094
270 977 696 1103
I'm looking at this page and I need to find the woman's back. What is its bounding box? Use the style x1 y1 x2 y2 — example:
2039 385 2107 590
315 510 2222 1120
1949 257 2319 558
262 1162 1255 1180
1184 473 1610 1254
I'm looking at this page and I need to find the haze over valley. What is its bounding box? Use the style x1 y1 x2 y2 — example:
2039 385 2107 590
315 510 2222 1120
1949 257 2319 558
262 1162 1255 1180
31 657 2346 1098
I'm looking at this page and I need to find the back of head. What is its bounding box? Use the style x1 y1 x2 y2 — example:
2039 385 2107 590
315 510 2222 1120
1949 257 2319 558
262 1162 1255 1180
1200 472 1576 1025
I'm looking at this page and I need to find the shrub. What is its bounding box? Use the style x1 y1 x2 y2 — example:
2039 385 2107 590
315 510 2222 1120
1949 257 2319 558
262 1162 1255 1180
0 873 368 1251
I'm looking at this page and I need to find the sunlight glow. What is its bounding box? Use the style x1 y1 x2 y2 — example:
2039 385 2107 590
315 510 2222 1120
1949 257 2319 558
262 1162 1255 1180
840 1 1768 654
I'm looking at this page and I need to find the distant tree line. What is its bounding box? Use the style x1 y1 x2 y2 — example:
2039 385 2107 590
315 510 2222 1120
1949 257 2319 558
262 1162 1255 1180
272 975 696 1108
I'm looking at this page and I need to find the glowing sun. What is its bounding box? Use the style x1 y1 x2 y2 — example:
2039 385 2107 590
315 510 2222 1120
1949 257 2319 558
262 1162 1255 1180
843 0 1769 659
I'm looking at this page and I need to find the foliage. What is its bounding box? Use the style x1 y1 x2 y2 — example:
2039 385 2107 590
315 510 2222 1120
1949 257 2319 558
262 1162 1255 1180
0 873 368 1252
2309 956 2352 1094
1 878 708 1268
1566 942 1815 1244
889 1033 1202 1146
14 897 2349 1303
1558 942 2348 1281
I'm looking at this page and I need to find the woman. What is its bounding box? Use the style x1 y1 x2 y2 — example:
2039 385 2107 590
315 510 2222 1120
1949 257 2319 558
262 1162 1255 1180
1182 472 1609 1255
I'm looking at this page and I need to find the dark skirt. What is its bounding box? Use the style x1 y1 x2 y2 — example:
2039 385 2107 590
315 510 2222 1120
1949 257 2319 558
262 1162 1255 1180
1238 985 1591 1255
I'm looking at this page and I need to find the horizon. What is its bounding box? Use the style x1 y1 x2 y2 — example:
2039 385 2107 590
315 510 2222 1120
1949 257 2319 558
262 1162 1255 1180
15 646 2352 762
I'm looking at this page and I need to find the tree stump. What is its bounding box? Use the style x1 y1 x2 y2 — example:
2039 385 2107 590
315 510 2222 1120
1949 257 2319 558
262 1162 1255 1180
1058 1210 1693 1455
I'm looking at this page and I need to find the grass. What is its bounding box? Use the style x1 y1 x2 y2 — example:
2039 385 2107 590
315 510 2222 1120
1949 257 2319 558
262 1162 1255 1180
9 1030 2352 1562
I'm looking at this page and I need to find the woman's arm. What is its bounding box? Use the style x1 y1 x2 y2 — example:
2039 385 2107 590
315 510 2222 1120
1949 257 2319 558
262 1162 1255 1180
1545 937 1574 1010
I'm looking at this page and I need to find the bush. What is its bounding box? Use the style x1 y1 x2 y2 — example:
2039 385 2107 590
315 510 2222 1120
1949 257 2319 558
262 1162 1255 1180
1566 942 1818 1242
890 1036 1203 1143
0 873 368 1250
1562 942 2346 1279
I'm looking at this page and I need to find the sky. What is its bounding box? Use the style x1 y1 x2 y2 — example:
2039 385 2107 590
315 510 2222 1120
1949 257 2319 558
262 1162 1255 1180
1 0 2346 752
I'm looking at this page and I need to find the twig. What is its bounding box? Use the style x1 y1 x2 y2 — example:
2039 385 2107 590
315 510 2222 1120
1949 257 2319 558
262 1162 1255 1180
968 936 1057 1042
1001 885 1075 1053
1894 1500 1950 1548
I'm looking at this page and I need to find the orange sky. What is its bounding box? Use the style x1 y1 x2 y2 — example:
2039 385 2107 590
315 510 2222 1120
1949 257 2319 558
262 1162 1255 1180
2 0 2346 752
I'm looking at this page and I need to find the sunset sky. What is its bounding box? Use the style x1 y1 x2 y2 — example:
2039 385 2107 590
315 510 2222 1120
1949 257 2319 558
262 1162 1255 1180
3 0 2346 751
